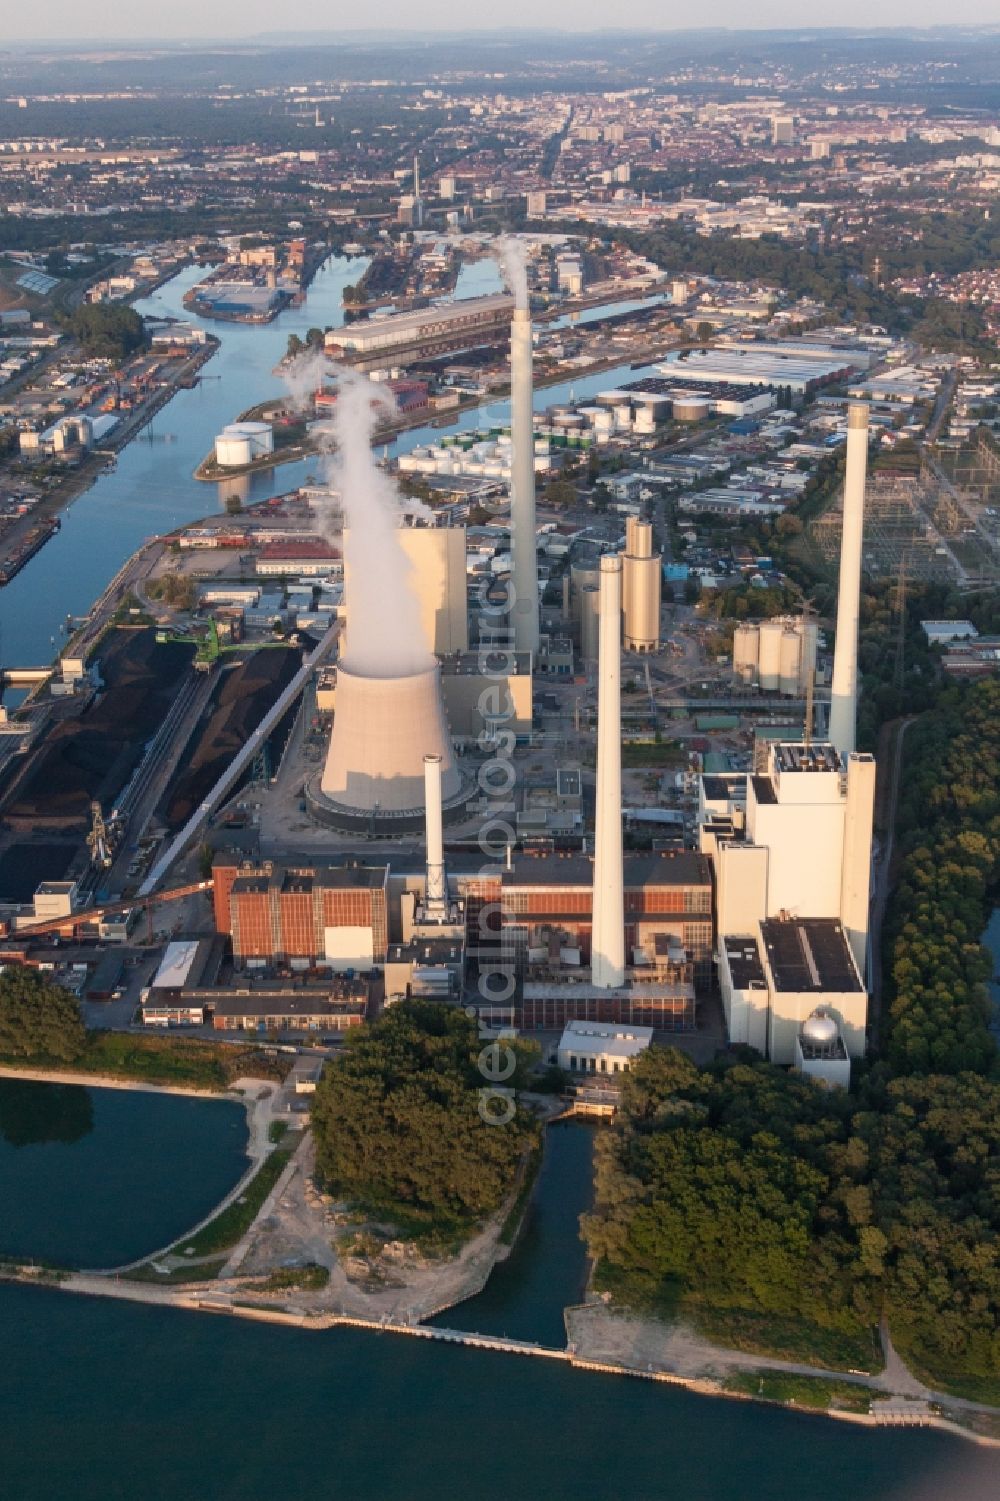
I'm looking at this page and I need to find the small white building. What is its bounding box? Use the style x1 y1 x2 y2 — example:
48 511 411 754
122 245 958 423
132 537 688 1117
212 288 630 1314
557 1020 654 1076
921 620 978 645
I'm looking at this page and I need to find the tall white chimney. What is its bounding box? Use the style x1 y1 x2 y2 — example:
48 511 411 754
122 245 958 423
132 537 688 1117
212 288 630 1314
423 753 447 913
829 402 869 757
510 306 540 656
591 554 625 989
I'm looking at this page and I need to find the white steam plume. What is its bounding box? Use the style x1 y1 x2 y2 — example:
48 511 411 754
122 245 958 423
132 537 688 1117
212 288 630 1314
494 235 529 310
281 347 330 415
282 355 435 678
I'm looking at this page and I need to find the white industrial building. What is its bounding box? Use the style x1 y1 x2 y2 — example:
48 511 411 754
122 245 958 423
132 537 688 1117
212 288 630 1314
702 405 876 1070
556 1020 654 1075
657 344 868 397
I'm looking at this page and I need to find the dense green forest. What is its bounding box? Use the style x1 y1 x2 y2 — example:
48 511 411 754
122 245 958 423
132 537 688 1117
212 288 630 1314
0 969 86 1063
586 677 1000 1397
67 303 146 361
312 1001 536 1242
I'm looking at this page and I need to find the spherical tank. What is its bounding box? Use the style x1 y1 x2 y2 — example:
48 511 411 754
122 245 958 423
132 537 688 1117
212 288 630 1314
757 619 785 691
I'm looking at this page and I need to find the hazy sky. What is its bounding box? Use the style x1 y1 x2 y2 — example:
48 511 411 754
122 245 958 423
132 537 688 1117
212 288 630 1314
6 4 1000 43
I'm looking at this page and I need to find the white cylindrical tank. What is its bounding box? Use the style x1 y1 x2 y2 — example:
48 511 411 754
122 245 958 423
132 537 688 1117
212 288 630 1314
779 628 801 696
733 623 759 682
758 620 784 691
321 663 461 814
579 584 600 660
215 434 253 467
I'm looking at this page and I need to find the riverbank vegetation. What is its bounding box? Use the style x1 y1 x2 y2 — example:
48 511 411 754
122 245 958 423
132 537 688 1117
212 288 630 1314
0 973 290 1090
312 1001 537 1246
586 676 1000 1400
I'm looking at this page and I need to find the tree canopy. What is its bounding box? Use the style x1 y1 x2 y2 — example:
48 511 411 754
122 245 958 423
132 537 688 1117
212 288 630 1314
0 968 86 1063
311 1001 536 1237
69 302 146 361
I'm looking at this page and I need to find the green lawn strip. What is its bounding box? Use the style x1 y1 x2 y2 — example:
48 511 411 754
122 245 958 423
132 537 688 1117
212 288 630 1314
690 1307 882 1375
125 1257 230 1285
500 1142 544 1246
174 1148 293 1258
268 1119 289 1144
722 1370 875 1413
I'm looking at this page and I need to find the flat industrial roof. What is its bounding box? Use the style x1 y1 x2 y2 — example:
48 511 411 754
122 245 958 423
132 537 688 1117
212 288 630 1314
759 918 862 994
722 934 767 991
503 850 710 888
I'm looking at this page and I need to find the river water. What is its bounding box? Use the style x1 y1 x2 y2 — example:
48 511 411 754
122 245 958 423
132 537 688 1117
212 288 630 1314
0 253 672 666
0 263 991 1497
0 1087 990 1501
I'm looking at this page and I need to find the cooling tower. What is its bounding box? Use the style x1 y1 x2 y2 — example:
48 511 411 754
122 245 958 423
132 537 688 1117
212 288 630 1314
829 403 869 758
311 663 466 833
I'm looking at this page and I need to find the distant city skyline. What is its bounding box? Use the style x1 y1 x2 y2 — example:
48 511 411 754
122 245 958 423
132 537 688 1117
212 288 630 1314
7 7 1000 43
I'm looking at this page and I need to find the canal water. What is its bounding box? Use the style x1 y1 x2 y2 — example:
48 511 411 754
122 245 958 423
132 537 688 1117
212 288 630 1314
431 1119 595 1348
0 252 671 666
0 1077 249 1267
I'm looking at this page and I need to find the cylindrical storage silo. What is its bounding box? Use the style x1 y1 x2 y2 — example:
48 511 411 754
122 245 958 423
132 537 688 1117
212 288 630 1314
580 584 600 661
215 433 253 467
732 623 759 683
779 628 801 696
571 561 601 620
797 619 818 692
623 556 661 652
757 620 784 692
672 396 712 422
